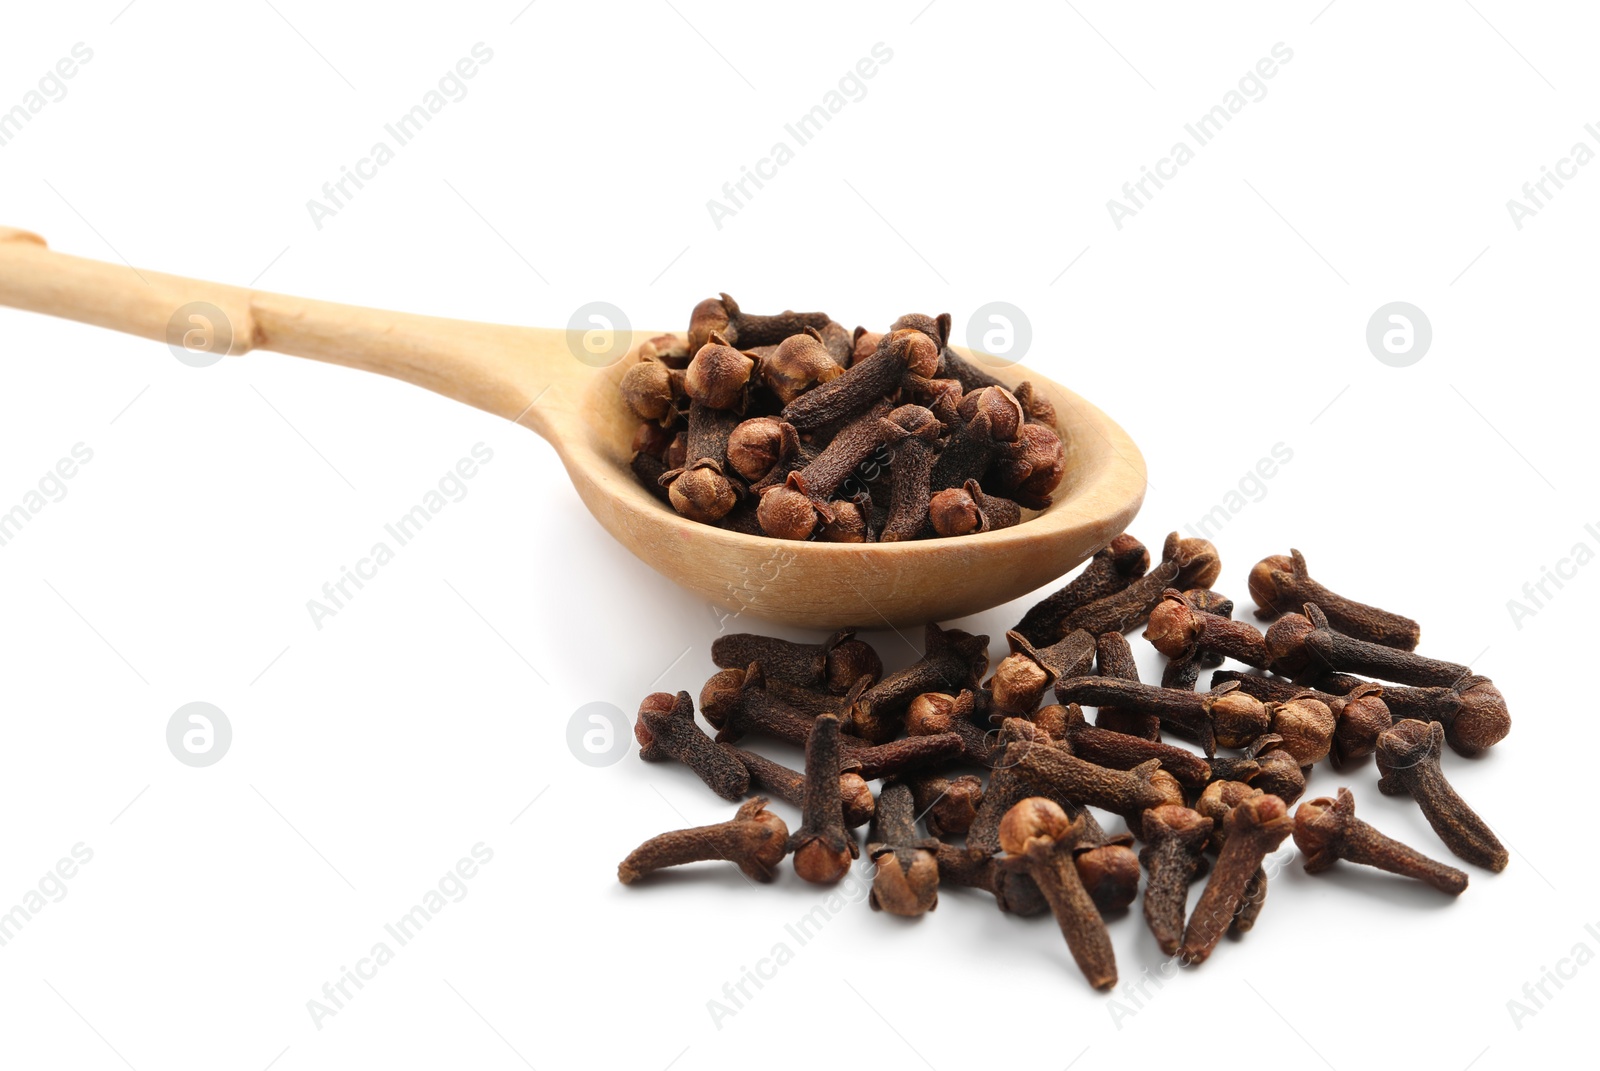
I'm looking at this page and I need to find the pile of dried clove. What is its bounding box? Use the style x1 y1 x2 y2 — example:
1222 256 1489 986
618 533 1511 990
621 293 1064 540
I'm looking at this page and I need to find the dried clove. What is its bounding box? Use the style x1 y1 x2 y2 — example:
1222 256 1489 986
1180 793 1292 964
710 629 881 695
1294 787 1468 894
867 782 940 916
1145 588 1270 669
1267 603 1476 688
989 629 1096 717
1052 677 1268 757
1140 805 1214 955
782 328 939 431
1094 629 1159 739
850 623 989 742
905 772 985 837
1014 533 1151 646
1058 704 1212 789
905 691 995 766
687 293 830 355
1058 533 1220 637
1265 694 1336 766
998 799 1119 990
719 743 875 828
839 732 966 781
1011 746 1172 829
634 691 751 801
1376 720 1507 871
787 712 859 884
927 480 1021 537
1250 549 1421 650
618 797 790 884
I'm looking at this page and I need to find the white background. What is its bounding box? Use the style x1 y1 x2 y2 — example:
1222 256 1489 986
1 2 1593 1068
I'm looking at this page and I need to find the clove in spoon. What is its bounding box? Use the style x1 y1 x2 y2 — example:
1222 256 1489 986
0 226 1146 628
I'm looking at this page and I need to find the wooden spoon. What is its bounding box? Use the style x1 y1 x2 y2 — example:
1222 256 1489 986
0 226 1145 628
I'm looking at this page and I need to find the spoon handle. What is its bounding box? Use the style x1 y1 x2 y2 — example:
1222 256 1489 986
0 226 588 435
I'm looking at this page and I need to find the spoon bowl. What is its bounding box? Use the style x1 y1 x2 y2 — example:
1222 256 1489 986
0 227 1146 628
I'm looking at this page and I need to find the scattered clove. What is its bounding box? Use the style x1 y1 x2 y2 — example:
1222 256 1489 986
618 798 790 885
1294 787 1468 894
867 782 940 916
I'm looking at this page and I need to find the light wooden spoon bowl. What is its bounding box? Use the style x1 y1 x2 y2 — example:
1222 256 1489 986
0 227 1146 629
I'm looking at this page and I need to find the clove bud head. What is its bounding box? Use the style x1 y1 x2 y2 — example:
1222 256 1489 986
684 341 755 409
998 797 1076 854
1145 592 1204 658
1209 689 1271 749
756 481 821 540
1452 678 1512 756
990 653 1051 716
1248 554 1296 616
957 386 1025 443
1269 696 1336 766
726 416 794 481
667 462 737 523
620 358 678 422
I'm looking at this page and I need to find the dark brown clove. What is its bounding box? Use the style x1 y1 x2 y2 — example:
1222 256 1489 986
1052 677 1269 757
787 712 858 884
1145 589 1270 669
1014 533 1151 646
927 480 1021 538
1140 805 1214 955
839 732 966 781
1058 533 1220 637
719 744 875 828
989 629 1097 717
618 797 790 884
1094 629 1159 739
1180 793 1292 964
781 328 939 430
687 293 830 355
1058 704 1212 789
1011 746 1173 829
1376 720 1507 871
905 773 985 837
1267 604 1475 688
867 782 940 916
710 629 881 695
850 623 989 742
905 691 995 766
998 799 1118 990
635 691 751 801
1294 787 1468 894
1250 549 1421 650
